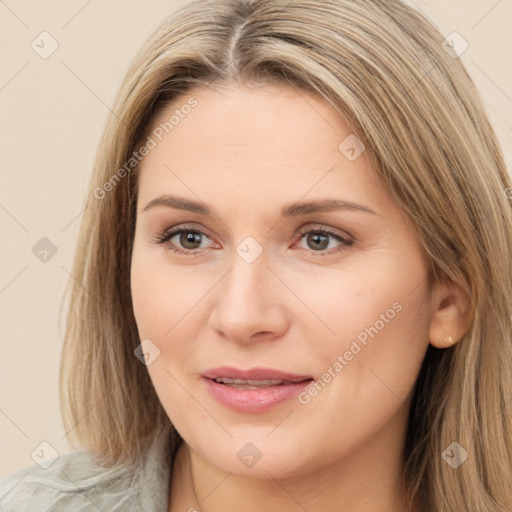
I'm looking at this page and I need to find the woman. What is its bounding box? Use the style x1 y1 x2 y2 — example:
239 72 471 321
1 0 511 510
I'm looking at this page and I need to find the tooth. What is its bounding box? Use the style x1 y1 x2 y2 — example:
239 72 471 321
247 379 283 385
215 377 235 384
214 377 290 386
225 384 260 389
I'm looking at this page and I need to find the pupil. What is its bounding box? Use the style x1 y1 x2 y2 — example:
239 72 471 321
181 232 201 248
309 233 328 250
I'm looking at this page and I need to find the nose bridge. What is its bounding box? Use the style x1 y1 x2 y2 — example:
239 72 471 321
222 242 269 314
209 239 288 341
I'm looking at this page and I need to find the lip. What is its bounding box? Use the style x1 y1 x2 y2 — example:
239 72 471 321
202 366 314 413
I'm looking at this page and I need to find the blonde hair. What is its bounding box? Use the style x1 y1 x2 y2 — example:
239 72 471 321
59 0 512 510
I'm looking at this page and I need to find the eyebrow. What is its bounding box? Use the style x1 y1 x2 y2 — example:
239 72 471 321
142 194 379 217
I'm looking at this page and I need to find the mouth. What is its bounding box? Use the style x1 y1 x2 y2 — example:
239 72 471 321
201 366 314 412
210 377 312 389
202 366 314 382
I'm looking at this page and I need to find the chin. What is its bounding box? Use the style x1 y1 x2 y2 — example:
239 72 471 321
193 436 317 480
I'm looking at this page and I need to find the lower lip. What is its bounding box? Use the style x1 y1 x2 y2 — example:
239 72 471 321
203 378 313 413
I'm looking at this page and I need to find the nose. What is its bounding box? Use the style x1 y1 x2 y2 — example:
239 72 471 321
208 246 290 345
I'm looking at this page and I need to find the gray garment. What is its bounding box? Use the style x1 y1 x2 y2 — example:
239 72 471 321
0 426 175 511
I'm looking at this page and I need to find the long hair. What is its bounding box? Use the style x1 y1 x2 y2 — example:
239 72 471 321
59 1 512 510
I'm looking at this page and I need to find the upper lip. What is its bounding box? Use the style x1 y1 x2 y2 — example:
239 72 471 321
202 366 313 383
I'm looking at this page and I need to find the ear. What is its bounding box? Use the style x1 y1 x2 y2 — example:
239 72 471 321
428 278 472 349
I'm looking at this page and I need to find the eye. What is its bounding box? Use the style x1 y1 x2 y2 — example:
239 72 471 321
295 226 354 255
153 224 215 255
153 223 354 257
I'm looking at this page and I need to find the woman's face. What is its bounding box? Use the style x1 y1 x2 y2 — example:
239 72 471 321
131 83 435 479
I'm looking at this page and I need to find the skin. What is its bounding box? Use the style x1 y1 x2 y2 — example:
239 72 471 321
130 83 470 512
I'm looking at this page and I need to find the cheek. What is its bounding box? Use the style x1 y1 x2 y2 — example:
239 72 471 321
130 247 202 423
286 273 430 471
130 242 210 378
287 259 429 350
286 251 431 411
131 254 162 337
130 242 195 337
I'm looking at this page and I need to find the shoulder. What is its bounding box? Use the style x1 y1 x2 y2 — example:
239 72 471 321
0 429 175 512
0 450 140 511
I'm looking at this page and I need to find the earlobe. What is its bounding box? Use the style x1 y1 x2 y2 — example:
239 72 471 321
428 280 471 349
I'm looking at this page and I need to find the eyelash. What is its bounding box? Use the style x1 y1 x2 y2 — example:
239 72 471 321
153 223 354 257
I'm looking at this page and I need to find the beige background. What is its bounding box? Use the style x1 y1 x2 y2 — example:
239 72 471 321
1 0 511 477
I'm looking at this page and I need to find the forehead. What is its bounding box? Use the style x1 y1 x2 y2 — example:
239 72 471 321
143 82 357 161
136 83 389 216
